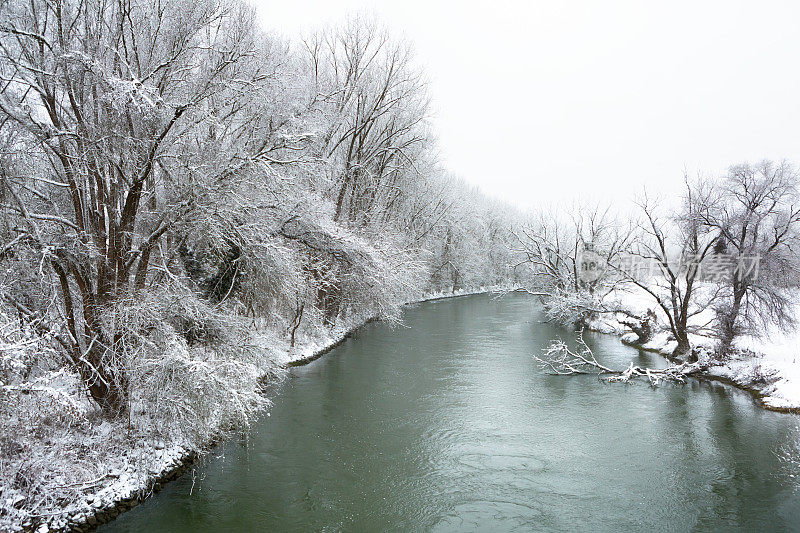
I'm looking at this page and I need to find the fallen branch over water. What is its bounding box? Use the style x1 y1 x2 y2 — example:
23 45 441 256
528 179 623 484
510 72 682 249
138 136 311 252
535 330 703 385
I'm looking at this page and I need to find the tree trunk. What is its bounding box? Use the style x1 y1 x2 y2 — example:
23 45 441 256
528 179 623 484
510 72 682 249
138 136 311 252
619 309 656 344
716 290 744 358
673 333 694 362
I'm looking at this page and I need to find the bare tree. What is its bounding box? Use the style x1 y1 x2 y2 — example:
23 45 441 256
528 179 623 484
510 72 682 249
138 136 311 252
304 17 429 226
0 0 276 413
513 205 632 326
620 185 720 360
696 161 800 355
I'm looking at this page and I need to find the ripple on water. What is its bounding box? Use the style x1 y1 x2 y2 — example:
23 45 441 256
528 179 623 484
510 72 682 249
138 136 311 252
455 452 548 473
431 500 546 532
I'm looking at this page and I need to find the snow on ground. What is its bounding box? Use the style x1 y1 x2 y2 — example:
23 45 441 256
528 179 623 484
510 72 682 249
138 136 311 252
591 285 800 411
724 328 800 410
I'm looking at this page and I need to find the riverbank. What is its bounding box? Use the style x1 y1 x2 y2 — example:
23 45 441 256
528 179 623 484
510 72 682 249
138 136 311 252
1 286 514 533
587 287 800 413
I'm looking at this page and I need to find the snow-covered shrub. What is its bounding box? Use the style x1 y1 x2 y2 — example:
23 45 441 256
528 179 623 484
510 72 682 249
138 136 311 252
742 360 777 387
0 308 104 529
280 217 425 325
0 307 75 423
0 316 32 386
101 286 277 447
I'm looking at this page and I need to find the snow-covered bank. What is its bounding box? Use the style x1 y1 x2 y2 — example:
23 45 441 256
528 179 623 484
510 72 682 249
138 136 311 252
588 287 800 412
1 286 514 533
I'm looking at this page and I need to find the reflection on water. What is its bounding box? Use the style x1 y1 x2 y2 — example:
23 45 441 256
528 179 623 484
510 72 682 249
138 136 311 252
102 293 800 532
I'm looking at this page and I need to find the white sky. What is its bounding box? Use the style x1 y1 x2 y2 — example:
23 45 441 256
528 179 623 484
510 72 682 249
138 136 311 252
251 0 800 210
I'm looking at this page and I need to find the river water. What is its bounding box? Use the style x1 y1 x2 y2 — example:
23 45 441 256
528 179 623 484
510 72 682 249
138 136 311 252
102 293 800 532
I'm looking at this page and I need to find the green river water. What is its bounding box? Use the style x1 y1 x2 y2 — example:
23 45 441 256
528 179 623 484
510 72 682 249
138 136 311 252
101 292 800 532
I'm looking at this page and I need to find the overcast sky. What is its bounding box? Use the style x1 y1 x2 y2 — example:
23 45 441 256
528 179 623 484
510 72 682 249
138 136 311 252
251 0 800 210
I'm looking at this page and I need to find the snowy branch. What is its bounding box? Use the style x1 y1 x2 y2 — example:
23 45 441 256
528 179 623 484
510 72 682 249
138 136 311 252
535 330 703 385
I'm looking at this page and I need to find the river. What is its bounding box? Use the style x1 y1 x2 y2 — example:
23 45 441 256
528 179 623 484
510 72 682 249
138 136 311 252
101 292 800 532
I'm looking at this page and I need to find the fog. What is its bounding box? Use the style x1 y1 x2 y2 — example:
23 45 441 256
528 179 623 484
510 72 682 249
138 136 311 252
254 0 800 209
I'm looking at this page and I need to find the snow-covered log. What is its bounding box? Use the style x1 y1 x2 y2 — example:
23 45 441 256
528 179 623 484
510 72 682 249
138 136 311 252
535 330 703 386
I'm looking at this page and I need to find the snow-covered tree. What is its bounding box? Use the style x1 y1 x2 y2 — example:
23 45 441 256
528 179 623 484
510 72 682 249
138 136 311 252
696 161 800 355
